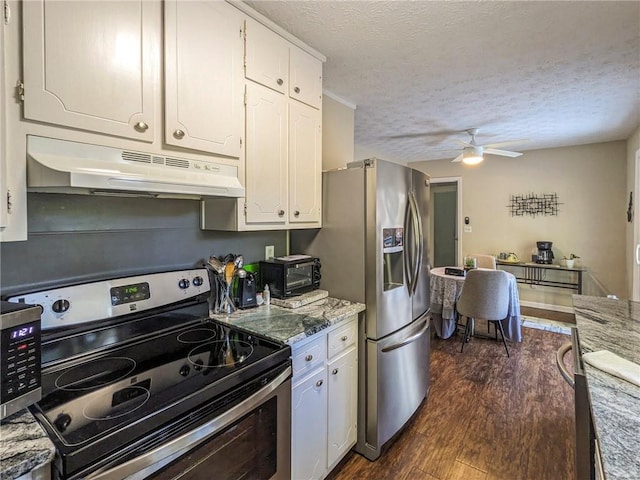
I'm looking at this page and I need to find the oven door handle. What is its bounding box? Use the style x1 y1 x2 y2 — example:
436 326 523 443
89 365 292 480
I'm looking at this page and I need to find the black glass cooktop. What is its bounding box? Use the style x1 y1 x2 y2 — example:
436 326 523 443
34 304 289 448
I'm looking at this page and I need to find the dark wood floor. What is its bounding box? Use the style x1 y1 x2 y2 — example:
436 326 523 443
330 326 575 480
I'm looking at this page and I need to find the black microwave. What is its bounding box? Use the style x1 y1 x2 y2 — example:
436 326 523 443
259 256 321 298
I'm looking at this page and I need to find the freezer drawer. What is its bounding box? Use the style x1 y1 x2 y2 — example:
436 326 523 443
358 313 430 460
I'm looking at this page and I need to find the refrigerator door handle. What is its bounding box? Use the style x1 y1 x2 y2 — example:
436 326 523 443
406 191 423 296
381 317 430 352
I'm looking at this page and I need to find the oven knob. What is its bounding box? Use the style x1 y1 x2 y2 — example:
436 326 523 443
193 359 204 371
54 413 72 433
178 279 190 289
52 299 70 314
179 364 190 377
192 276 204 287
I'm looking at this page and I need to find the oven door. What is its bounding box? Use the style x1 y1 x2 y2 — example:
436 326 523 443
88 366 291 480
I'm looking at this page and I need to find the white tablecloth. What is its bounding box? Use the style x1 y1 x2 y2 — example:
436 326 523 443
429 266 522 342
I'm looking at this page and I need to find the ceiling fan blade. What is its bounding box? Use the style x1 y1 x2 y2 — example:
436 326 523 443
483 139 530 149
455 139 473 147
451 153 464 163
484 148 523 158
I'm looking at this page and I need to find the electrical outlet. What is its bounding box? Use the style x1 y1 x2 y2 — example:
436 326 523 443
265 245 274 260
464 226 472 233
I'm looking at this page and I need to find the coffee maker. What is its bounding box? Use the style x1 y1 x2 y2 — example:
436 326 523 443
536 241 554 264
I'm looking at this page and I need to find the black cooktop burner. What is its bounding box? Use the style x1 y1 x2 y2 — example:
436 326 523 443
177 327 218 344
34 307 287 449
55 357 136 392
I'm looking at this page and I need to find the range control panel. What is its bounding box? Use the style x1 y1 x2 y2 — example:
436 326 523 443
7 269 211 331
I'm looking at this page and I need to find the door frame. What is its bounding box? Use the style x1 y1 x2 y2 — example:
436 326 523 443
633 150 640 301
429 176 463 267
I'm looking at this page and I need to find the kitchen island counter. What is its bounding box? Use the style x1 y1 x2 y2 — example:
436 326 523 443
211 296 365 345
572 295 640 479
0 409 55 480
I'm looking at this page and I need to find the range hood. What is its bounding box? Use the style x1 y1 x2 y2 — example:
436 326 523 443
27 136 244 199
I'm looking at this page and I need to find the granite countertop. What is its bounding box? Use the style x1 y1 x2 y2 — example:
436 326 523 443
0 409 55 480
572 295 640 480
211 295 365 345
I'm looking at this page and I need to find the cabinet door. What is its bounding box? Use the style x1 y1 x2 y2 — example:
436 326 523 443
327 347 357 469
22 0 157 141
245 83 287 224
289 101 321 224
290 45 323 109
244 18 288 95
164 1 242 157
292 369 328 480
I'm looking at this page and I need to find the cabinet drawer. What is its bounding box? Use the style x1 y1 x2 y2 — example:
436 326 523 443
328 320 357 358
292 335 326 380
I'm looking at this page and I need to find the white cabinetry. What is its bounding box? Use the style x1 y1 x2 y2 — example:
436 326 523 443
201 17 323 231
1 6 8 231
164 0 243 157
22 0 158 142
291 316 358 480
22 0 243 159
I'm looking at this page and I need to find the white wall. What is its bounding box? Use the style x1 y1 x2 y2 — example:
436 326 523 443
411 141 628 307
322 92 355 171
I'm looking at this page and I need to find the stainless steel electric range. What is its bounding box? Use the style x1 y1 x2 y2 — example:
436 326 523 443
7 269 292 480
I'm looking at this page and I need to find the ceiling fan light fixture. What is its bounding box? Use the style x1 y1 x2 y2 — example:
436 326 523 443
462 146 483 165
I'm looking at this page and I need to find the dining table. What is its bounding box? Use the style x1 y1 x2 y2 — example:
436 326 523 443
429 266 522 342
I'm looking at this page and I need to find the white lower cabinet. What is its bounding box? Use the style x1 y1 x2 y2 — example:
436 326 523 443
291 316 358 480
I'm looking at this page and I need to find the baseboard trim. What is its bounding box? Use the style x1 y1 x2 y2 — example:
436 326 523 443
519 300 574 314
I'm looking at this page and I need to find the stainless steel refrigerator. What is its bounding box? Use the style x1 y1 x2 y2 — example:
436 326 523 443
291 158 431 461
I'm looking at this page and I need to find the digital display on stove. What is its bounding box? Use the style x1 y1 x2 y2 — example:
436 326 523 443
110 282 150 306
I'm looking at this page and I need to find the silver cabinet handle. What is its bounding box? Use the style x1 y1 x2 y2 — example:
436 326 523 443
278 210 285 217
294 210 300 217
341 335 348 341
173 129 185 139
134 121 149 132
332 368 338 375
294 86 300 94
316 379 323 387
305 354 313 362
276 78 284 86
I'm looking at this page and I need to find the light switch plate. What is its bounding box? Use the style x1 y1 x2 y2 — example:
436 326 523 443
265 245 274 260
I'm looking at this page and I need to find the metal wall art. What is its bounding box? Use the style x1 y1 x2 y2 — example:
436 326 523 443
508 193 561 217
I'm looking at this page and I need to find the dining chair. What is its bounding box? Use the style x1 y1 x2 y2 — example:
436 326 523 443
456 269 511 356
468 254 497 269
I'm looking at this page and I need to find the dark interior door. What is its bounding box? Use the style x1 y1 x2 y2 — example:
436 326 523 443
432 183 457 267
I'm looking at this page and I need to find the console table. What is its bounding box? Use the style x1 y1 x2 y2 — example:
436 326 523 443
496 261 585 294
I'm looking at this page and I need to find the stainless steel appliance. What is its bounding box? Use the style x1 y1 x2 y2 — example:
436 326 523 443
7 269 291 480
259 255 321 298
292 158 431 460
0 301 42 419
536 240 554 264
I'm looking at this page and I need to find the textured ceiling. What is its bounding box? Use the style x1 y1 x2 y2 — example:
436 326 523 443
244 1 640 163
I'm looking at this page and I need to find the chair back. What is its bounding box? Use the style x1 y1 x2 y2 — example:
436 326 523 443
457 269 510 321
468 254 496 269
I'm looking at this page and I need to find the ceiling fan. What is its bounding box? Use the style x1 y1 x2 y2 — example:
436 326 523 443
452 128 527 165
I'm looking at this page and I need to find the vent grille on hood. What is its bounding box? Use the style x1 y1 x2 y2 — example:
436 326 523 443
26 135 244 199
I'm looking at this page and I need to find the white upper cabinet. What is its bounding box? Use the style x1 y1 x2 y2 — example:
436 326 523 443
245 17 322 110
244 19 289 96
289 45 323 109
245 83 288 224
164 0 243 157
22 0 157 142
289 101 321 223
